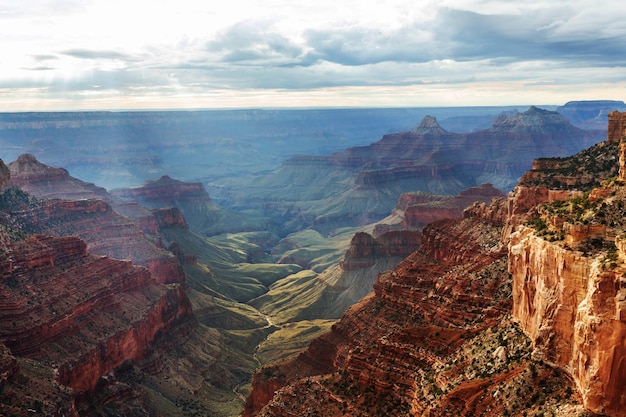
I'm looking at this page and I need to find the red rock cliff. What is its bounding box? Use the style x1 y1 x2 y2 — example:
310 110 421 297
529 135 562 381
509 227 626 415
245 199 583 417
0 232 194 395
4 197 184 284
398 183 505 228
0 158 198 415
7 155 186 284
9 153 110 201
248 140 626 417
340 230 422 271
506 114 626 416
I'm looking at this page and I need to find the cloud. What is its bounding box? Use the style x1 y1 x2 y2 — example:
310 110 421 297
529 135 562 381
49 69 170 93
3 0 626 110
206 20 307 67
432 6 626 65
24 66 55 71
302 25 435 66
137 3 626 94
31 54 59 62
60 49 140 62
0 0 86 18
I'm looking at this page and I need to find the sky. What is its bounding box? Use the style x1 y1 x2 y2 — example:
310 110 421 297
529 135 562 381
1 0 626 111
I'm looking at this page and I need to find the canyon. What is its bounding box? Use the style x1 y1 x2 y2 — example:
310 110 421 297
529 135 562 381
222 106 604 235
1 155 282 416
244 111 626 416
0 103 624 416
0 107 525 191
0 176 194 415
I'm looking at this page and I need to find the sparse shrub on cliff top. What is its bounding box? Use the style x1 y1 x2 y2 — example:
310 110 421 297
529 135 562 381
521 141 619 190
527 216 548 233
526 215 565 242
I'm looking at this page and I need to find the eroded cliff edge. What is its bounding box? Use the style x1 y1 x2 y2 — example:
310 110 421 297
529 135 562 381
508 110 626 416
244 111 626 417
0 163 195 416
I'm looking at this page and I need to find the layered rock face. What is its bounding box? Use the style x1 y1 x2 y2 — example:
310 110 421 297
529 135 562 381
507 111 626 416
6 155 185 284
244 113 626 417
332 106 601 193
113 175 211 205
339 231 422 271
397 183 505 228
0 231 194 411
613 111 626 182
509 228 626 415
8 153 110 201
0 232 193 381
340 184 505 273
0 160 196 415
244 199 585 416
226 106 604 236
607 110 626 144
112 175 223 231
9 154 189 232
6 197 184 284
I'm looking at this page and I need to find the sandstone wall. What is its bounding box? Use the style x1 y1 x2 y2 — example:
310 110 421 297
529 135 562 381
509 227 626 416
57 284 193 392
340 230 421 271
245 198 514 417
607 110 626 144
0 233 194 395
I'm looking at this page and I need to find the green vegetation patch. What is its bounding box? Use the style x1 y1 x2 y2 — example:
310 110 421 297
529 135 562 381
526 216 565 242
521 141 619 191
256 319 336 365
234 262 302 286
250 270 321 324
275 228 354 272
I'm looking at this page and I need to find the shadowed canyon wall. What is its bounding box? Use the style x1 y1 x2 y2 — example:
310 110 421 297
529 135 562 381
244 110 626 417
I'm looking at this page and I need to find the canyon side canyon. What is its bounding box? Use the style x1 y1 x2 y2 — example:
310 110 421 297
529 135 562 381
244 111 626 416
1 104 626 416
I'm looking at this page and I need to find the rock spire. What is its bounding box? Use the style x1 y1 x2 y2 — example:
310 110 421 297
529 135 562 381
608 111 626 181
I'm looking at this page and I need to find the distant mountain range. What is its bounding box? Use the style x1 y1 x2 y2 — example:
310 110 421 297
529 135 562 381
244 110 626 417
0 106 523 190
0 101 625 416
221 106 606 235
557 99 626 129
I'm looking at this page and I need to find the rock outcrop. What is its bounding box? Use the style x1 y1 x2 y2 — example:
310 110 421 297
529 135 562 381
113 175 211 206
244 111 626 417
8 153 110 201
111 175 244 235
9 154 190 232
0 159 197 415
509 227 626 415
397 183 505 228
507 111 626 416
339 231 422 271
0 231 194 412
607 110 626 144
6 155 186 284
6 197 184 284
0 230 193 360
245 198 586 416
333 106 600 193
226 106 604 236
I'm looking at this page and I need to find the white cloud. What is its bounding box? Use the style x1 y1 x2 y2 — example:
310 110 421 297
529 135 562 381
1 0 626 110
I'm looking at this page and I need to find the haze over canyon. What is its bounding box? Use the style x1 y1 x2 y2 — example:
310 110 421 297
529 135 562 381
1 100 626 416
